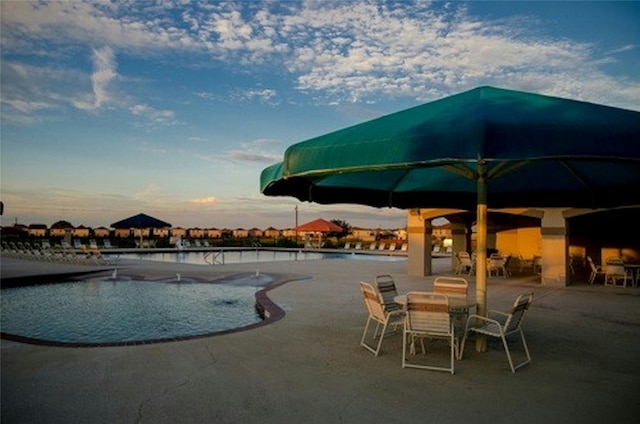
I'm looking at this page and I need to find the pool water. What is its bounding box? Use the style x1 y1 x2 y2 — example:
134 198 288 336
1 276 265 345
109 250 407 266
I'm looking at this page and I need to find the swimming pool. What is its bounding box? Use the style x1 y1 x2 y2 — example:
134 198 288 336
109 249 407 266
0 274 273 346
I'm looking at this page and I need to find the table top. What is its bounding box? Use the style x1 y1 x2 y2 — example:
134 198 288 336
393 294 476 311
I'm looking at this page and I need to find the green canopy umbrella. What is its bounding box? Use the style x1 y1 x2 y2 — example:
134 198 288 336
261 86 640 331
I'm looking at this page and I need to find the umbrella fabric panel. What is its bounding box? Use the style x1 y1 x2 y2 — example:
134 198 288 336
278 87 640 179
264 159 640 210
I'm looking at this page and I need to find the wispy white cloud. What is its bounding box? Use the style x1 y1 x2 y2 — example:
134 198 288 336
189 196 218 205
130 104 176 124
73 46 117 111
2 1 638 110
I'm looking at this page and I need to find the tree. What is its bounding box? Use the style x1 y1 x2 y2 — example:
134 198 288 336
329 219 351 238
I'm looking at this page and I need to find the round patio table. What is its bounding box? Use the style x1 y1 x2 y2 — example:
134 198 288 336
393 294 476 313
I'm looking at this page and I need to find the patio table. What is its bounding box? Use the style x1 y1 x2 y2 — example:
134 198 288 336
394 294 476 313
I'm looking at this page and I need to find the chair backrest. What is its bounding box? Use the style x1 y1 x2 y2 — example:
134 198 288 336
433 277 468 300
375 275 399 311
587 256 597 272
488 254 504 268
605 257 626 276
504 292 533 333
405 292 451 335
457 251 472 266
360 282 386 321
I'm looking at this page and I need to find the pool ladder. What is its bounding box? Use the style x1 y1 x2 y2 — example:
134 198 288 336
204 251 224 265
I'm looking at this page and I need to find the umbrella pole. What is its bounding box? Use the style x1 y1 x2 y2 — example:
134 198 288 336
475 161 488 352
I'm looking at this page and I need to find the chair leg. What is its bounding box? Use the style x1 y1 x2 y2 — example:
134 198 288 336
501 330 532 373
361 316 388 356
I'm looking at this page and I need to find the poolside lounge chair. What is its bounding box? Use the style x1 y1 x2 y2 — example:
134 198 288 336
460 292 533 373
388 243 397 252
354 242 362 250
402 292 456 374
378 242 386 251
587 256 605 284
360 282 405 356
369 243 377 251
103 239 113 249
343 242 351 249
400 243 408 252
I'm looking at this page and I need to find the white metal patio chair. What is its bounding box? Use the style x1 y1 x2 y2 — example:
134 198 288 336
455 251 473 275
488 254 510 278
375 274 402 314
460 292 533 373
434 277 470 350
402 292 456 374
604 257 632 288
587 256 605 284
359 282 404 356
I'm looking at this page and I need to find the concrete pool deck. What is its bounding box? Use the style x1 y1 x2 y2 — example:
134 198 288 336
2 255 640 423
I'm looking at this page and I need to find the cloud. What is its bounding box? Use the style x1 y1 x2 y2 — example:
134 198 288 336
189 197 218 205
130 104 176 123
73 46 118 111
2 1 638 112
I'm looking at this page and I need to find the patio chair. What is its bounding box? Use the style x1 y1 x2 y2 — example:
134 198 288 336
360 282 405 356
434 276 470 345
388 243 397 251
488 254 510 278
460 292 534 373
354 242 362 250
343 242 351 249
375 274 402 313
402 292 456 374
455 251 473 275
587 256 605 284
400 243 408 252
604 257 632 288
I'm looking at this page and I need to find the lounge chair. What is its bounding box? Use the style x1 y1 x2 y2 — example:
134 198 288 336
343 242 351 249
402 292 456 374
368 243 377 251
359 282 404 356
388 243 397 252
378 242 386 251
103 239 113 249
460 292 534 373
354 242 362 250
400 243 408 252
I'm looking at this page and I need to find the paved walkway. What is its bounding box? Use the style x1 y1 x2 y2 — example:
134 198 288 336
2 255 640 423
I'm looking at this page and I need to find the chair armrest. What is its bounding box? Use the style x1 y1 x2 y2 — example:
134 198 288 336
466 314 502 329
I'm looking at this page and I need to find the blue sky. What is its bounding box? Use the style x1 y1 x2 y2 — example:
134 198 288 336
1 1 639 230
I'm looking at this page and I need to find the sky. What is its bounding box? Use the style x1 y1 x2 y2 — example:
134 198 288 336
1 1 639 231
